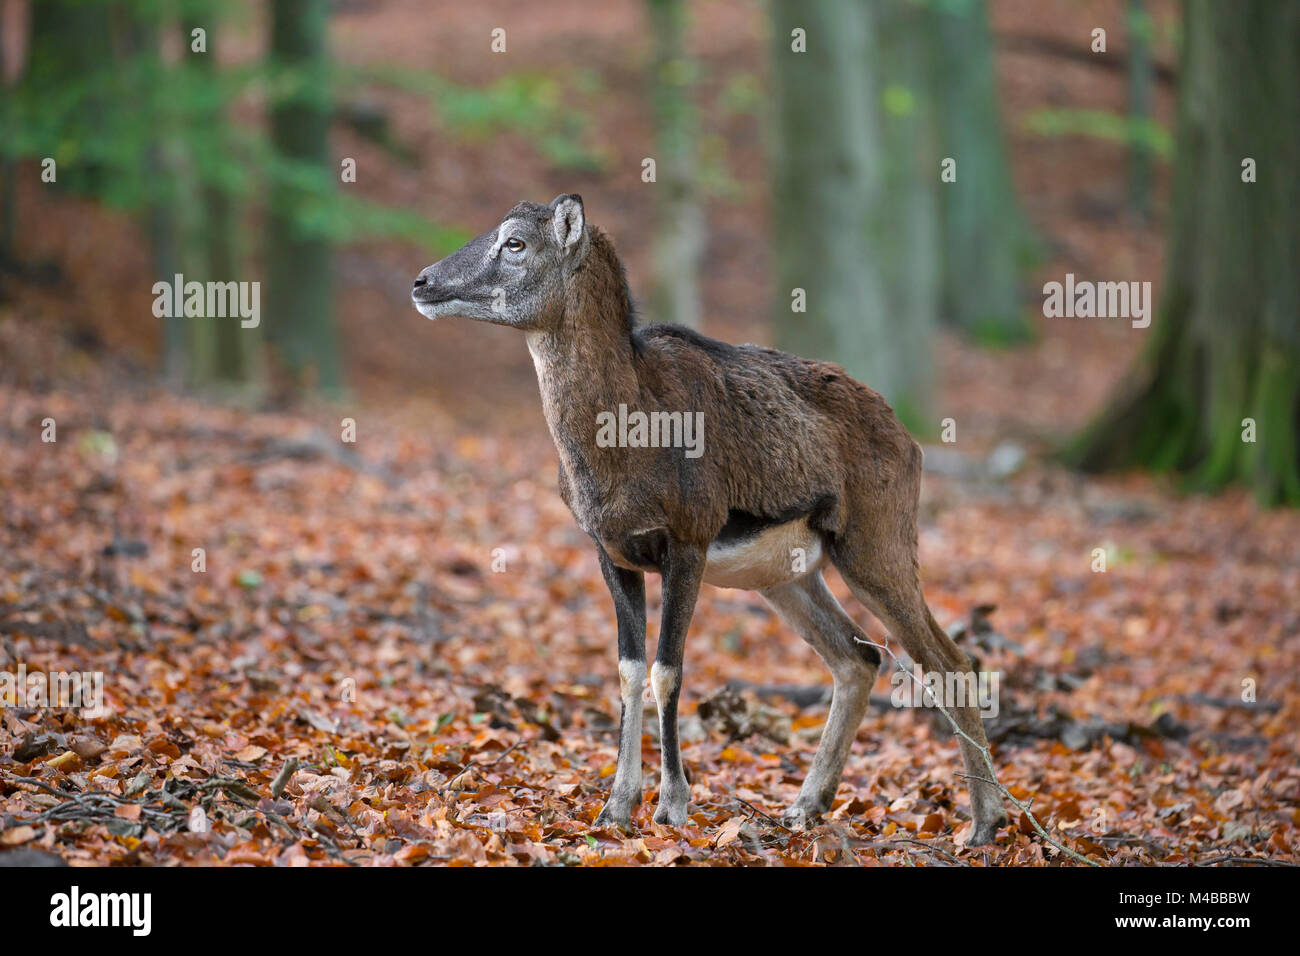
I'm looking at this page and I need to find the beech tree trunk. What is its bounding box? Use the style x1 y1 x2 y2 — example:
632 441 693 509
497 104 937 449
873 0 939 425
769 0 932 421
930 0 1034 342
191 16 260 391
646 0 704 330
265 0 340 395
1127 0 1155 220
1070 0 1300 506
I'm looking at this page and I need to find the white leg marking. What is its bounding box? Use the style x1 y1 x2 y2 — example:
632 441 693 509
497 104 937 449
597 660 647 828
620 660 647 702
649 662 689 826
649 662 678 705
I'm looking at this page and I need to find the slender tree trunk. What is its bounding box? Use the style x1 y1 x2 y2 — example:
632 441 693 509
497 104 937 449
117 8 188 383
646 0 703 330
1069 0 1300 506
191 16 260 391
1127 0 1154 220
266 0 339 396
930 0 1034 342
0 2 17 269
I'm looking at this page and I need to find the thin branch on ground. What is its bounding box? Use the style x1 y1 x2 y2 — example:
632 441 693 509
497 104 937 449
855 634 1100 867
271 758 301 798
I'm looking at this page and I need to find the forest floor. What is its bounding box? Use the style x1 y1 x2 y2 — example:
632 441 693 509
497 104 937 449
1 0 1297 866
1 353 1297 866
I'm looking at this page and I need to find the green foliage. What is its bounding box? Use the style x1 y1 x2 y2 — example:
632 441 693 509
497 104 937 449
6 2 573 258
890 394 931 437
969 312 1035 348
350 63 608 173
881 83 917 118
1024 108 1173 160
696 134 742 201
717 71 762 116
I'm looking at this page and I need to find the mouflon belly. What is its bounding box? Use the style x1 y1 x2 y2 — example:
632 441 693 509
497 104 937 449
702 516 824 589
601 514 825 590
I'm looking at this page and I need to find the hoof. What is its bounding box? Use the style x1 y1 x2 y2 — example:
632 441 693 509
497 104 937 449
652 803 688 826
780 804 824 830
967 814 1008 847
595 803 634 830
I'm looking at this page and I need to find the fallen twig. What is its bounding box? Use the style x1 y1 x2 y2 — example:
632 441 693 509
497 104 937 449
855 635 1100 867
1193 855 1296 867
271 758 301 798
198 776 262 802
734 797 791 833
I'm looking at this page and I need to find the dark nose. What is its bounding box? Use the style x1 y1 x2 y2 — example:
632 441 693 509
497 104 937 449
413 275 427 288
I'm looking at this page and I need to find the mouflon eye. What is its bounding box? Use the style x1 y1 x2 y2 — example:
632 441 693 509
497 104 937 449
504 237 526 253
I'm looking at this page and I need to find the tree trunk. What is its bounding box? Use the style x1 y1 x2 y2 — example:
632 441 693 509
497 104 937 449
0 4 15 270
265 0 339 396
117 8 188 383
646 0 704 330
191 16 260 392
769 0 917 417
1127 0 1154 220
768 0 937 424
872 0 939 425
930 0 1034 342
1069 0 1300 507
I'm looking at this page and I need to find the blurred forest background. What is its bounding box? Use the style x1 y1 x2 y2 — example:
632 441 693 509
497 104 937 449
3 0 1296 503
0 0 1297 867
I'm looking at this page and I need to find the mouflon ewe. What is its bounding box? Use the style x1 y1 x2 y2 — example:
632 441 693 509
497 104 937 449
412 194 1007 844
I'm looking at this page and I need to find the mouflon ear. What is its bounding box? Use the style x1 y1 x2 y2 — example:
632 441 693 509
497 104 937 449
550 193 585 253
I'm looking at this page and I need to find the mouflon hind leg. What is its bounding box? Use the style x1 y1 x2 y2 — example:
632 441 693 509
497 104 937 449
833 445 1008 846
761 573 880 828
834 540 1008 846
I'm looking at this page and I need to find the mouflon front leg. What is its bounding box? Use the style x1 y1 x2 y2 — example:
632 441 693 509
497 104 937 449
651 540 705 826
594 547 648 829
